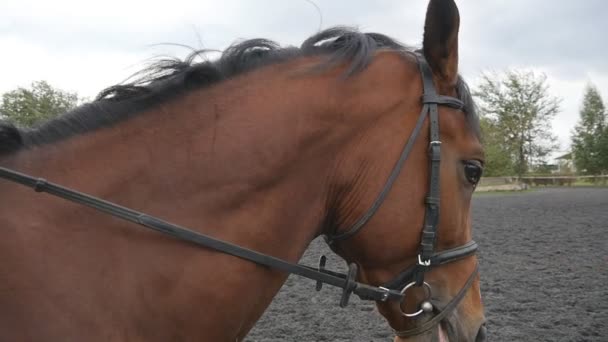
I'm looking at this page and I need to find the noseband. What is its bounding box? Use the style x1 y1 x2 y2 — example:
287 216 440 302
0 53 478 339
324 52 479 337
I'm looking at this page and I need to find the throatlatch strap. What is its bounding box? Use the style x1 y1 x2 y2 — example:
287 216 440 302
325 95 431 243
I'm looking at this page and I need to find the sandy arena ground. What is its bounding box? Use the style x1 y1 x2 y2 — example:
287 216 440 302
247 188 608 342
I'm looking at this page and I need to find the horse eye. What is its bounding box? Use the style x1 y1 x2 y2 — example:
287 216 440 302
464 161 483 185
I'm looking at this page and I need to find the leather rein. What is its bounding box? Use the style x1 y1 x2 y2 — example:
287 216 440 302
0 52 478 338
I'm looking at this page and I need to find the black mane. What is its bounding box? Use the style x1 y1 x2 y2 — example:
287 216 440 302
0 26 478 155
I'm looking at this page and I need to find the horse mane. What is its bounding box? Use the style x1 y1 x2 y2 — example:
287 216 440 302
0 26 478 155
0 122 22 155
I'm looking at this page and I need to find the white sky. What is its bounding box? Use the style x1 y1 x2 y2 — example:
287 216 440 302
1 0 607 160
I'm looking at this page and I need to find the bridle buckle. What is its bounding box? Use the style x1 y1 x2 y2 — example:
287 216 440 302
378 286 390 302
417 254 431 267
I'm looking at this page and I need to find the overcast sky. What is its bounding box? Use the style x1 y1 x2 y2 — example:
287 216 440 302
1 0 606 159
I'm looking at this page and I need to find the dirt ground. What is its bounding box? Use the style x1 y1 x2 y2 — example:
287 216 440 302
246 188 608 341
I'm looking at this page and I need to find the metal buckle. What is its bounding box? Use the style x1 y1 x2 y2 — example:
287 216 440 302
378 286 390 302
428 141 441 159
417 254 431 267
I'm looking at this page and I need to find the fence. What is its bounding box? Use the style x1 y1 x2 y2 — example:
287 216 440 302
477 177 527 192
476 175 608 192
521 175 608 187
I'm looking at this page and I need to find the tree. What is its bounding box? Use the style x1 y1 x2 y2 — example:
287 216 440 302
571 84 607 175
478 116 515 176
474 70 561 177
0 81 81 127
601 126 608 173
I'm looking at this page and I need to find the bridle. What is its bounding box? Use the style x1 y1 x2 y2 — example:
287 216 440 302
323 52 479 337
0 52 478 338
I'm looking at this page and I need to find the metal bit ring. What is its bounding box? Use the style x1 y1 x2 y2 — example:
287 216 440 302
399 281 432 318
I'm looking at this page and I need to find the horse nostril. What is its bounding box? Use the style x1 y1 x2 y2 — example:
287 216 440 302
475 323 487 342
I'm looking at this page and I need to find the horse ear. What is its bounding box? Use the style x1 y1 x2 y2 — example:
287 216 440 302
422 0 460 87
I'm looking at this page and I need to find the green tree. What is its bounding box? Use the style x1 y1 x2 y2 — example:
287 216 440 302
571 84 607 174
0 80 80 127
601 126 608 173
479 116 515 176
474 70 561 177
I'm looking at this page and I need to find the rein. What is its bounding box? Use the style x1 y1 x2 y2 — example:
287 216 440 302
0 166 404 305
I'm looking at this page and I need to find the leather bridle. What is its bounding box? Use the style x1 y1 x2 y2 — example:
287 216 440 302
324 52 479 337
0 52 478 338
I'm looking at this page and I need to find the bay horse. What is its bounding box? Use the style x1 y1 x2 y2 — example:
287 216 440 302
0 0 486 341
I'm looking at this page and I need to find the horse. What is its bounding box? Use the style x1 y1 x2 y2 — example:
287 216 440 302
0 0 486 341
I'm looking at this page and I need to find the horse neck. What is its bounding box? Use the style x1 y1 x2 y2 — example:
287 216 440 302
0 61 386 339
12 65 354 236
